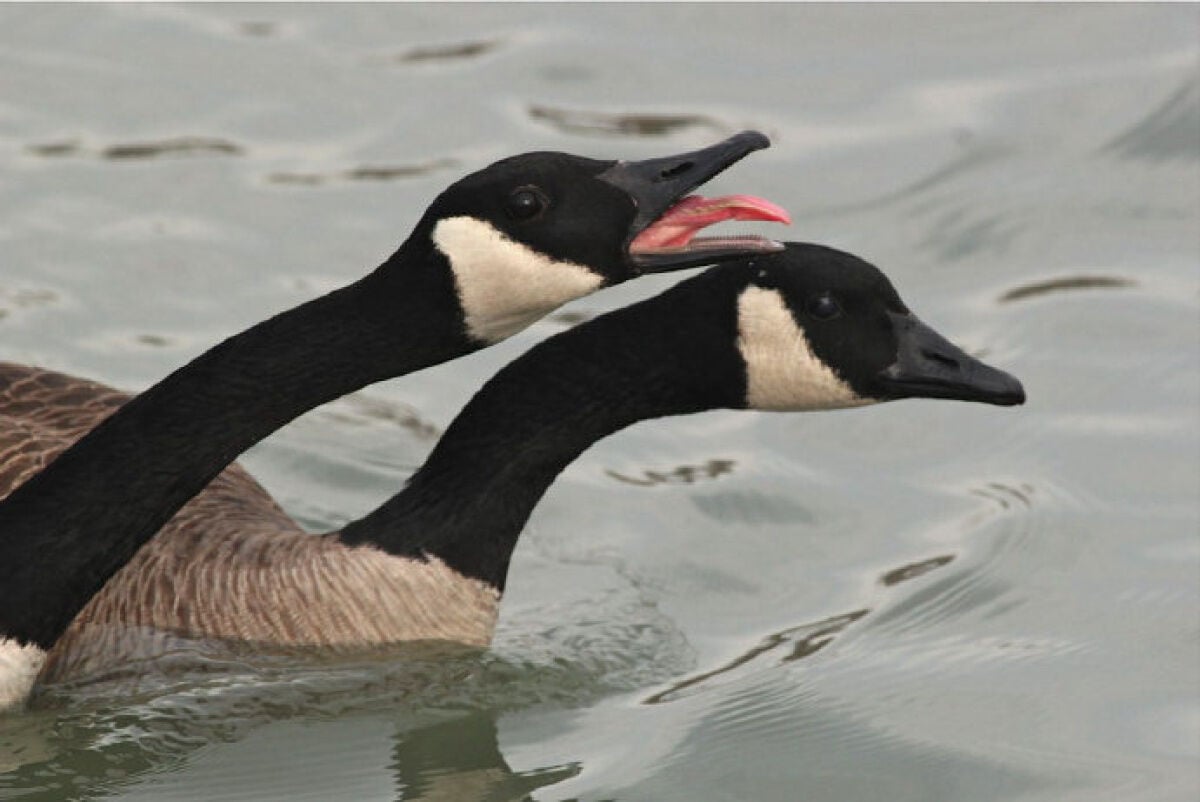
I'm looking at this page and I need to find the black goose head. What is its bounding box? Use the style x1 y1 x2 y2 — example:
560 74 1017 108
411 132 789 343
724 243 1025 410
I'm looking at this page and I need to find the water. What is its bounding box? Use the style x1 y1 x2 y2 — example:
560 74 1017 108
1 4 1197 800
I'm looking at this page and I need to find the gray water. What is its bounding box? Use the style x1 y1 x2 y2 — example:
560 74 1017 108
1 4 1197 801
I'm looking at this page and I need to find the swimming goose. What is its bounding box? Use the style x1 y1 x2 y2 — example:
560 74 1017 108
0 133 790 709
28 242 1023 696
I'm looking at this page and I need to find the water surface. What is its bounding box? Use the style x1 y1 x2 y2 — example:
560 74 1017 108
1 4 1197 801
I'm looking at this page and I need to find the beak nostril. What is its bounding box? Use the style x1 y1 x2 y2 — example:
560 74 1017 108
923 349 959 371
659 161 693 180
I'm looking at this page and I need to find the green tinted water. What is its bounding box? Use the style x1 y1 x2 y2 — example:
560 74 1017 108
1 4 1197 800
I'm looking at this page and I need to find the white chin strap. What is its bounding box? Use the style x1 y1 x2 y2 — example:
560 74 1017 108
434 217 605 344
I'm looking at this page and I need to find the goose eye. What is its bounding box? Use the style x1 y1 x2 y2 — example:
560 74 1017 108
807 293 842 321
505 186 548 221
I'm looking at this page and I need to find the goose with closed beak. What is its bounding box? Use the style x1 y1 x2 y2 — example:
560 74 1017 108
19 243 1021 700
0 133 790 710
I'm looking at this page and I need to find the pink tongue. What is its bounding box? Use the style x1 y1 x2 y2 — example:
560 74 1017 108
631 194 792 251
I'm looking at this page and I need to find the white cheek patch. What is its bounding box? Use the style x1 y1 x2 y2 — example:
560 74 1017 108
737 286 874 411
433 217 605 344
0 638 46 712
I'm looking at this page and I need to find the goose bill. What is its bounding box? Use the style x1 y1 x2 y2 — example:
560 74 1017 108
876 313 1026 407
596 130 791 273
629 194 791 272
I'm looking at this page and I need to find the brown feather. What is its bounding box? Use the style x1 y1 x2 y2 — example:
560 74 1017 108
0 363 498 684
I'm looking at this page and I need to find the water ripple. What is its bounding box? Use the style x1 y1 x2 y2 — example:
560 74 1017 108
323 394 442 442
266 159 457 187
917 205 1023 262
3 624 683 792
528 105 732 138
0 286 59 323
880 554 956 587
25 136 243 162
999 275 1136 304
395 39 502 64
690 489 816 527
546 309 594 327
796 144 1011 218
102 137 243 161
865 482 1043 639
643 610 869 705
1104 78 1200 162
236 20 278 39
604 458 736 488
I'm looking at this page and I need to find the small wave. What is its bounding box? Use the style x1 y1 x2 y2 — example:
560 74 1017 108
969 481 1036 511
0 286 59 321
25 140 82 158
395 39 502 64
324 394 442 442
103 137 243 161
866 483 1041 637
999 275 1136 304
132 334 174 349
528 105 730 138
237 21 278 38
880 554 956 587
13 632 660 791
690 488 816 526
1104 79 1200 163
26 136 244 162
547 309 593 327
266 159 456 187
918 206 1023 262
643 609 869 705
797 144 1011 219
604 458 736 488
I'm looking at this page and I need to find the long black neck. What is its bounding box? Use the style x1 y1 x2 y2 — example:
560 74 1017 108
339 268 747 591
0 236 471 649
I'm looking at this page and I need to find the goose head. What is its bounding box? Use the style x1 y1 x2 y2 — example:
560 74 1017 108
411 131 790 343
728 243 1026 411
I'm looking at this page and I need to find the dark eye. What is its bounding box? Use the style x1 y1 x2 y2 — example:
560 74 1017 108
505 186 548 221
807 293 842 321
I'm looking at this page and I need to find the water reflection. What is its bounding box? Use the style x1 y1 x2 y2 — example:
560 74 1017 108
102 137 243 161
1 2 1194 798
25 137 243 161
643 609 869 705
546 309 593 327
390 713 578 802
999 275 1136 304
880 554 956 587
395 40 502 65
0 702 582 802
1 634 657 795
324 394 442 442
605 458 736 487
528 105 730 138
644 539 992 705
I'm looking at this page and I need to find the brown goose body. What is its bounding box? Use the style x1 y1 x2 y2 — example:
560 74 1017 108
1 243 1025 704
0 364 497 684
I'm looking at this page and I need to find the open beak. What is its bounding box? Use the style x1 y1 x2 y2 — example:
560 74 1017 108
876 312 1026 406
597 131 791 273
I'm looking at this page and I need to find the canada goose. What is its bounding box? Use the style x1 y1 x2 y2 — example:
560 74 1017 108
0 132 790 710
14 242 1023 702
